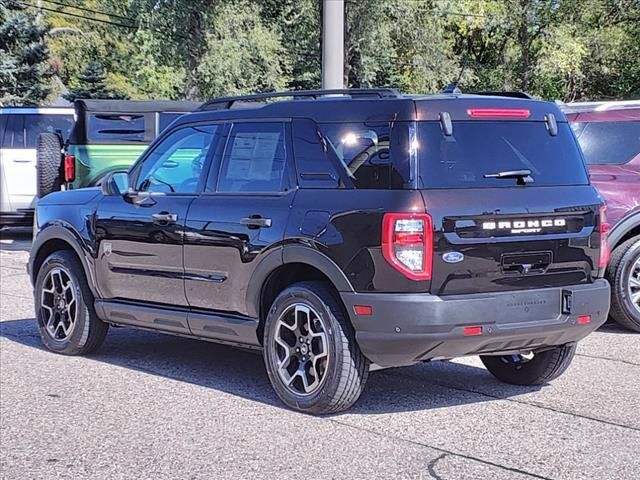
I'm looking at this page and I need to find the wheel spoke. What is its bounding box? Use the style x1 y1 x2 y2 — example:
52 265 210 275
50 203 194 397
272 302 330 396
40 267 77 341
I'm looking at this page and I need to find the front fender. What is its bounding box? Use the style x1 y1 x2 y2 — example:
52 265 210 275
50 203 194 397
29 223 99 298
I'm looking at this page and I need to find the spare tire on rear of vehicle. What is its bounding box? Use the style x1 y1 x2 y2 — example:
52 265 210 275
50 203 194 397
37 132 63 198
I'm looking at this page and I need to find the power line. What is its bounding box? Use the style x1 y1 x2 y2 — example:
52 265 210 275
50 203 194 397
21 1 188 40
20 1 136 29
42 0 135 24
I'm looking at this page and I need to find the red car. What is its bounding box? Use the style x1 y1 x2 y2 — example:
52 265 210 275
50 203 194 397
564 101 640 331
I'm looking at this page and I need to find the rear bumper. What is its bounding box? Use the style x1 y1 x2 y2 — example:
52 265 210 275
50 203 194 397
341 279 610 367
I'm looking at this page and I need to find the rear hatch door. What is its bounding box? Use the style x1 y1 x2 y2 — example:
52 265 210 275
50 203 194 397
415 103 603 296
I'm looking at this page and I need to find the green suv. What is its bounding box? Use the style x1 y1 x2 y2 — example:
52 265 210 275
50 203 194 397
36 100 200 196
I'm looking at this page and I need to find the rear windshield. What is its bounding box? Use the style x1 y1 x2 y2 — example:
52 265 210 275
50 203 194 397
88 113 146 142
417 121 589 188
571 121 640 165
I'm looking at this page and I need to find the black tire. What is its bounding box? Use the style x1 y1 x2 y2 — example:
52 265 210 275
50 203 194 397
34 250 109 355
480 344 576 385
607 237 640 332
263 281 369 414
37 132 63 198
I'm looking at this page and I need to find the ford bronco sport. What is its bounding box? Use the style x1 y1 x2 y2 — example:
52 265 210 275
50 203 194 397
29 89 611 414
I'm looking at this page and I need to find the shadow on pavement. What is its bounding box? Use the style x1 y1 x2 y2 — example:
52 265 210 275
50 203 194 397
0 228 32 252
598 320 638 335
0 317 544 415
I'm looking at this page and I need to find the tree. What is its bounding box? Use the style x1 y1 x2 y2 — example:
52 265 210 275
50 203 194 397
0 1 53 105
195 1 289 98
63 61 128 101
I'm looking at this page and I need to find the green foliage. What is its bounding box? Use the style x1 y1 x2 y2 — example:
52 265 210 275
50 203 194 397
196 1 289 98
0 2 53 105
2 0 638 105
63 62 128 101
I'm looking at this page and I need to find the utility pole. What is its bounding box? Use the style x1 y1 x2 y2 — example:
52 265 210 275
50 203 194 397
322 0 344 89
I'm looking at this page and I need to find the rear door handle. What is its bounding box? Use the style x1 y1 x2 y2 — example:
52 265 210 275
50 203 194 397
152 212 178 224
240 216 272 229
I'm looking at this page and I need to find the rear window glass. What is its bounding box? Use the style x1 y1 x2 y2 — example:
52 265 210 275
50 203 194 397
24 114 74 148
319 122 412 189
88 113 146 142
417 121 589 188
571 121 640 165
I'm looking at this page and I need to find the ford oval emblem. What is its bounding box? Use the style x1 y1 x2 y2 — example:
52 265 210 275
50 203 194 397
443 251 464 263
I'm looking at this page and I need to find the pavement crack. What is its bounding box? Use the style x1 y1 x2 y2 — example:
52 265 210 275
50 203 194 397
381 371 640 433
427 453 447 480
329 418 554 480
576 352 639 367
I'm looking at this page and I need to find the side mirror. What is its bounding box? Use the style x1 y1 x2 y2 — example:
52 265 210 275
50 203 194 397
101 171 130 196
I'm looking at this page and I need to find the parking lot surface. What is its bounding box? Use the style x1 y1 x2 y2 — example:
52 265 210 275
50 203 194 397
1 229 639 480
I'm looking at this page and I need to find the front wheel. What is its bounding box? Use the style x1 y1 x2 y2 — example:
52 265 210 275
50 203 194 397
263 281 369 414
480 344 576 385
35 250 109 355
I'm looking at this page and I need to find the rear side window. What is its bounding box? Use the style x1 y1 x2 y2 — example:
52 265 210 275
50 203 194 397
88 113 146 142
571 121 640 165
318 122 412 189
217 122 288 193
24 114 74 148
417 121 589 188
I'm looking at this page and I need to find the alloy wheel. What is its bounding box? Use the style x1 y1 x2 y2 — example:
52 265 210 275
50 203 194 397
629 257 640 315
273 303 330 396
40 267 77 341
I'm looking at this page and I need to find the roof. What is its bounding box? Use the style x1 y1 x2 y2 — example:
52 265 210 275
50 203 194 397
74 99 202 113
560 100 640 113
0 107 74 115
173 90 565 127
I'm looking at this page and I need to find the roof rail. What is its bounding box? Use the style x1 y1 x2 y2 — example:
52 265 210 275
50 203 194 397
198 88 403 111
471 91 533 99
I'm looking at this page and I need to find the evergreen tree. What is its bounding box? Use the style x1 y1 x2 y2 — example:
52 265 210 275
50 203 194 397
63 62 128 101
0 1 53 106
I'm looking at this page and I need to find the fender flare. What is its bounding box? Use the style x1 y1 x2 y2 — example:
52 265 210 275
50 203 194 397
29 223 100 298
244 244 354 318
609 211 640 249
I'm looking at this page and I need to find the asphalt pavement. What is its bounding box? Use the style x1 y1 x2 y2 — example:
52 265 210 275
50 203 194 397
1 228 639 480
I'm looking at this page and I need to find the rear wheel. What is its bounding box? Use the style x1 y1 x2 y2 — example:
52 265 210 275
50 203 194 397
607 237 640 332
36 132 63 198
263 281 369 414
35 250 109 355
480 344 576 385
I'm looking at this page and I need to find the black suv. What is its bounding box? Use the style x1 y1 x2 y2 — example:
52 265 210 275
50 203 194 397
29 89 611 414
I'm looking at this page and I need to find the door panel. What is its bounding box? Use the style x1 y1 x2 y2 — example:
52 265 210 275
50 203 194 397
94 195 193 306
184 121 295 319
184 192 293 315
94 123 220 307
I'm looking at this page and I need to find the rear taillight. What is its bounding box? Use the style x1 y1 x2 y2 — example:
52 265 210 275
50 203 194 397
382 213 433 281
598 205 610 269
63 155 75 183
